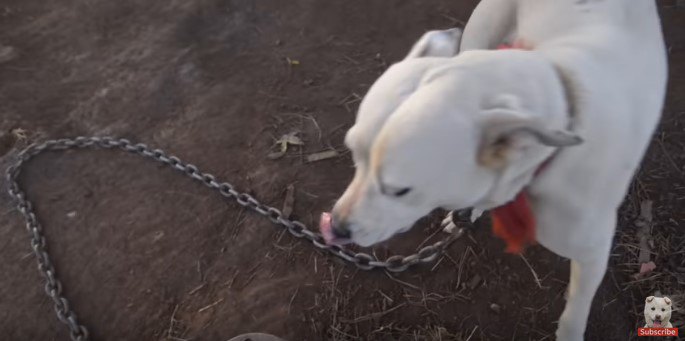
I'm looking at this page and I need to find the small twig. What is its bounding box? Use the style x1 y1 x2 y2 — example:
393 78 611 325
188 283 206 295
340 303 407 324
223 270 240 289
384 271 421 290
417 226 444 249
657 137 684 176
456 249 468 290
240 272 258 290
465 325 478 341
167 304 179 338
377 290 394 304
198 298 224 313
430 256 445 272
623 273 662 286
519 254 542 289
303 115 322 143
288 287 299 314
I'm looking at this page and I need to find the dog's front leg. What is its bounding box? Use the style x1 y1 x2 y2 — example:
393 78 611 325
556 252 609 341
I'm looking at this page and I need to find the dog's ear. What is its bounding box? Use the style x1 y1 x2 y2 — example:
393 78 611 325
664 297 672 305
405 28 462 59
478 95 582 168
646 296 655 303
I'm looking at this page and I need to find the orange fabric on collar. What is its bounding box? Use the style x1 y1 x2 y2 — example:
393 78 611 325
490 157 553 254
489 41 543 254
498 39 532 50
492 192 536 254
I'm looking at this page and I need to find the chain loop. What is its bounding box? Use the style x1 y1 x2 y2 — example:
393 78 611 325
5 137 467 340
353 253 375 270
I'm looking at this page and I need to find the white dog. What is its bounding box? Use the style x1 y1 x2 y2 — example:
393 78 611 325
644 296 674 328
320 0 667 340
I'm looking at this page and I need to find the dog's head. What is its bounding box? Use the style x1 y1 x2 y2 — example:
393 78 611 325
323 29 581 247
644 296 673 328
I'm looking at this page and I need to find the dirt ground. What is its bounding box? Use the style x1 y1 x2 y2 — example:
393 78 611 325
1 0 684 340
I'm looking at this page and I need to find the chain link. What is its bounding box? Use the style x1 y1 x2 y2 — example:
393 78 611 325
5 137 466 340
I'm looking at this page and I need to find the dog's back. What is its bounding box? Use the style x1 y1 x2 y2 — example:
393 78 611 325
518 0 662 44
516 0 668 259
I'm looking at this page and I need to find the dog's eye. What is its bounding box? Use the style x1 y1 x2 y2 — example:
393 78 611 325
662 308 666 312
394 187 412 197
652 307 656 311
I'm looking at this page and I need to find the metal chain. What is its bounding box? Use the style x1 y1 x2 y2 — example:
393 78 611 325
5 136 466 340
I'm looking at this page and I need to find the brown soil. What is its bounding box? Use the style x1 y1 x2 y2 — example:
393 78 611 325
1 0 683 340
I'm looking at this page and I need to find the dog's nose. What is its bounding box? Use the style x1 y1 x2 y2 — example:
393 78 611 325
331 218 352 240
656 314 662 320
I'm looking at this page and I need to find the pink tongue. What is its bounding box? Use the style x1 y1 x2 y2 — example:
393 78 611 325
654 321 662 328
319 212 352 245
319 212 335 244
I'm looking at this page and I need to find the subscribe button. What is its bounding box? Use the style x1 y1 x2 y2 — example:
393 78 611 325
638 328 679 337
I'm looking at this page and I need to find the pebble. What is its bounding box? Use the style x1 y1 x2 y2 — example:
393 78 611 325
0 45 17 64
468 274 482 290
490 303 501 313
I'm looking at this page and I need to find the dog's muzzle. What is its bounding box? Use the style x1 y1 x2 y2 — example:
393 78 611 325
320 212 352 245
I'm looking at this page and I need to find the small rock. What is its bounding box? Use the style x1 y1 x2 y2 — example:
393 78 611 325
490 303 501 313
468 274 482 290
66 211 77 219
0 45 17 64
152 231 165 242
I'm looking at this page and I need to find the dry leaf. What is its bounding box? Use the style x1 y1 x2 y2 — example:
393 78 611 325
11 128 28 140
306 150 339 163
279 132 303 146
282 184 296 218
276 132 304 152
268 151 286 160
269 132 304 159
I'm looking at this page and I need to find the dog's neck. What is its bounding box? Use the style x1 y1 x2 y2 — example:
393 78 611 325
479 45 578 253
498 42 578 125
478 46 577 207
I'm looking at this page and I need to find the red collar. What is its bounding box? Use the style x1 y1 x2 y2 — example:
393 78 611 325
489 41 549 254
491 156 554 254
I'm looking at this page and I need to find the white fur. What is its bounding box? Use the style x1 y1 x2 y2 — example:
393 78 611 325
644 296 674 328
330 0 667 340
